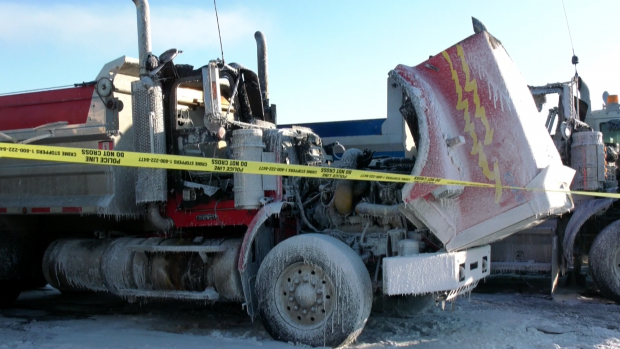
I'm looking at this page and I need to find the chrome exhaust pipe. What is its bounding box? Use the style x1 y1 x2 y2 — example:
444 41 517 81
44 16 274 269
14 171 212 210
132 0 153 77
130 0 168 206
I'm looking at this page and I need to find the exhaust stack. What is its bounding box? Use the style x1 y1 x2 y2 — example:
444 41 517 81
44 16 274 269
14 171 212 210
254 31 269 104
132 0 153 77
130 0 169 209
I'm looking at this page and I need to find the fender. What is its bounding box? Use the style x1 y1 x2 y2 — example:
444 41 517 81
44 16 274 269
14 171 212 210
238 201 287 318
563 198 614 266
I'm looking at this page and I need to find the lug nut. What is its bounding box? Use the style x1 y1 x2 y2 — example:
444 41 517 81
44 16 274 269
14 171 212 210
303 275 309 282
311 280 316 286
311 307 316 312
317 299 323 305
289 296 294 302
294 278 300 284
289 286 295 292
294 305 299 311
316 289 322 295
302 309 308 315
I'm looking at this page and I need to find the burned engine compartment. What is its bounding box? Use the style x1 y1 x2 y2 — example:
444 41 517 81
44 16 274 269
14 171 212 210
152 53 436 264
295 147 439 262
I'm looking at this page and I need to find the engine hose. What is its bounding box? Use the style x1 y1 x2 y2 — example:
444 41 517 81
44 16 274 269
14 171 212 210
228 63 264 122
295 190 320 232
360 222 371 247
338 148 363 169
146 202 175 231
219 69 252 122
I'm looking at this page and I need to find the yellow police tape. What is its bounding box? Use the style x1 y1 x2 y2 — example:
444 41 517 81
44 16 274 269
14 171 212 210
1 142 620 199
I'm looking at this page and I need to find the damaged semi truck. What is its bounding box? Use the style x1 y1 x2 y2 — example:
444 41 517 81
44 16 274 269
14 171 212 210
0 3 574 347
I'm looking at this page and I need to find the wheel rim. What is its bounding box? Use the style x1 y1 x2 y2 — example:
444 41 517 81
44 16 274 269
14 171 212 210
275 262 335 329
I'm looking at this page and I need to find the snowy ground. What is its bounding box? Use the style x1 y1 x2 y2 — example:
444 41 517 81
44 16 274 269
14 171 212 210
0 276 619 349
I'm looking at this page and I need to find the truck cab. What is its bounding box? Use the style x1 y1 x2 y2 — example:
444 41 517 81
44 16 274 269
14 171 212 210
586 94 620 144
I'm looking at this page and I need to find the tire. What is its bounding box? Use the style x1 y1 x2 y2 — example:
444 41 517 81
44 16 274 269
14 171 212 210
590 220 620 303
256 234 372 348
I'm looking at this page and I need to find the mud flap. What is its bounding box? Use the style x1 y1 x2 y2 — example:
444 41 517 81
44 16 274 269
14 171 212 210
238 201 284 319
551 235 560 294
241 265 259 319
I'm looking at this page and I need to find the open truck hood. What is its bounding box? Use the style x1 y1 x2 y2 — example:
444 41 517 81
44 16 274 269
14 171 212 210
393 30 575 252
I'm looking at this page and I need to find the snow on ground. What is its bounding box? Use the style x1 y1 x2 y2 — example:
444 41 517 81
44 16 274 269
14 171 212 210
0 276 619 349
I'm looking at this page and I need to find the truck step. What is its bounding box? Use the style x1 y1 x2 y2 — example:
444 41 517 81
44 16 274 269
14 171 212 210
127 245 227 253
115 287 220 301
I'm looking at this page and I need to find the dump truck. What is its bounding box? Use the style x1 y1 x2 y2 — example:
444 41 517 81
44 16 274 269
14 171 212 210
0 2 575 347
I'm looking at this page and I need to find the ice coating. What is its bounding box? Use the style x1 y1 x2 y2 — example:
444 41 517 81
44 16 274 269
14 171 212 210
394 31 574 251
383 252 458 295
382 245 490 296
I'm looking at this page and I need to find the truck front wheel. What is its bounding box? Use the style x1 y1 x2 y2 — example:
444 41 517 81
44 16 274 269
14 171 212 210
256 234 372 347
590 219 620 302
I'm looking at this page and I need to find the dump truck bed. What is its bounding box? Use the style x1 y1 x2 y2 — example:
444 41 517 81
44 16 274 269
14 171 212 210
0 57 141 216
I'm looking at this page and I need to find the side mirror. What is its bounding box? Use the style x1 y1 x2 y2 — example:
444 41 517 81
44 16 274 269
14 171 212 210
150 48 183 76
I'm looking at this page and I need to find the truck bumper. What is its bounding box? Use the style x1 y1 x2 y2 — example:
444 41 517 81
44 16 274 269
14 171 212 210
382 245 490 298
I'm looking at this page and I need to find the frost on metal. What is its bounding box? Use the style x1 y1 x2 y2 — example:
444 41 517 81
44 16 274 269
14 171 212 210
255 234 371 348
392 31 575 252
131 80 167 204
563 198 614 264
0 57 143 217
382 245 490 296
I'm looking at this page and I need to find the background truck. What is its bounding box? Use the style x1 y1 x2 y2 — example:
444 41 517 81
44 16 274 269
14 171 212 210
0 4 574 347
527 77 620 300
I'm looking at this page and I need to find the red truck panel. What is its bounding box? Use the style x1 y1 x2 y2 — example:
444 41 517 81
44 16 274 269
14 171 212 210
0 86 94 130
396 32 573 250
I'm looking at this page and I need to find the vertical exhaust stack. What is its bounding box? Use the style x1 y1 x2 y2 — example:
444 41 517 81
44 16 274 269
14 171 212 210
133 0 153 77
255 31 277 123
130 0 170 228
254 31 269 104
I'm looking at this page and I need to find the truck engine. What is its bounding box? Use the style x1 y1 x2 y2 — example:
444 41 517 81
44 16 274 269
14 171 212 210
299 151 428 256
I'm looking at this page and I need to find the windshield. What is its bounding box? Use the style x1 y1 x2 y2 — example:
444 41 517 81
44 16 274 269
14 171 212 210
600 121 620 143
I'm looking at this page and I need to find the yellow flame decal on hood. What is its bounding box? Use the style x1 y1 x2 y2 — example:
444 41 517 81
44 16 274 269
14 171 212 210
442 45 502 203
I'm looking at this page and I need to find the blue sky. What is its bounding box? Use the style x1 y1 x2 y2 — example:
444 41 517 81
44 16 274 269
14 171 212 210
1 0 619 124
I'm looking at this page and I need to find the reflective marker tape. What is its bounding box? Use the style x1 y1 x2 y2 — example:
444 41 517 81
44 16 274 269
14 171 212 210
1 143 620 199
